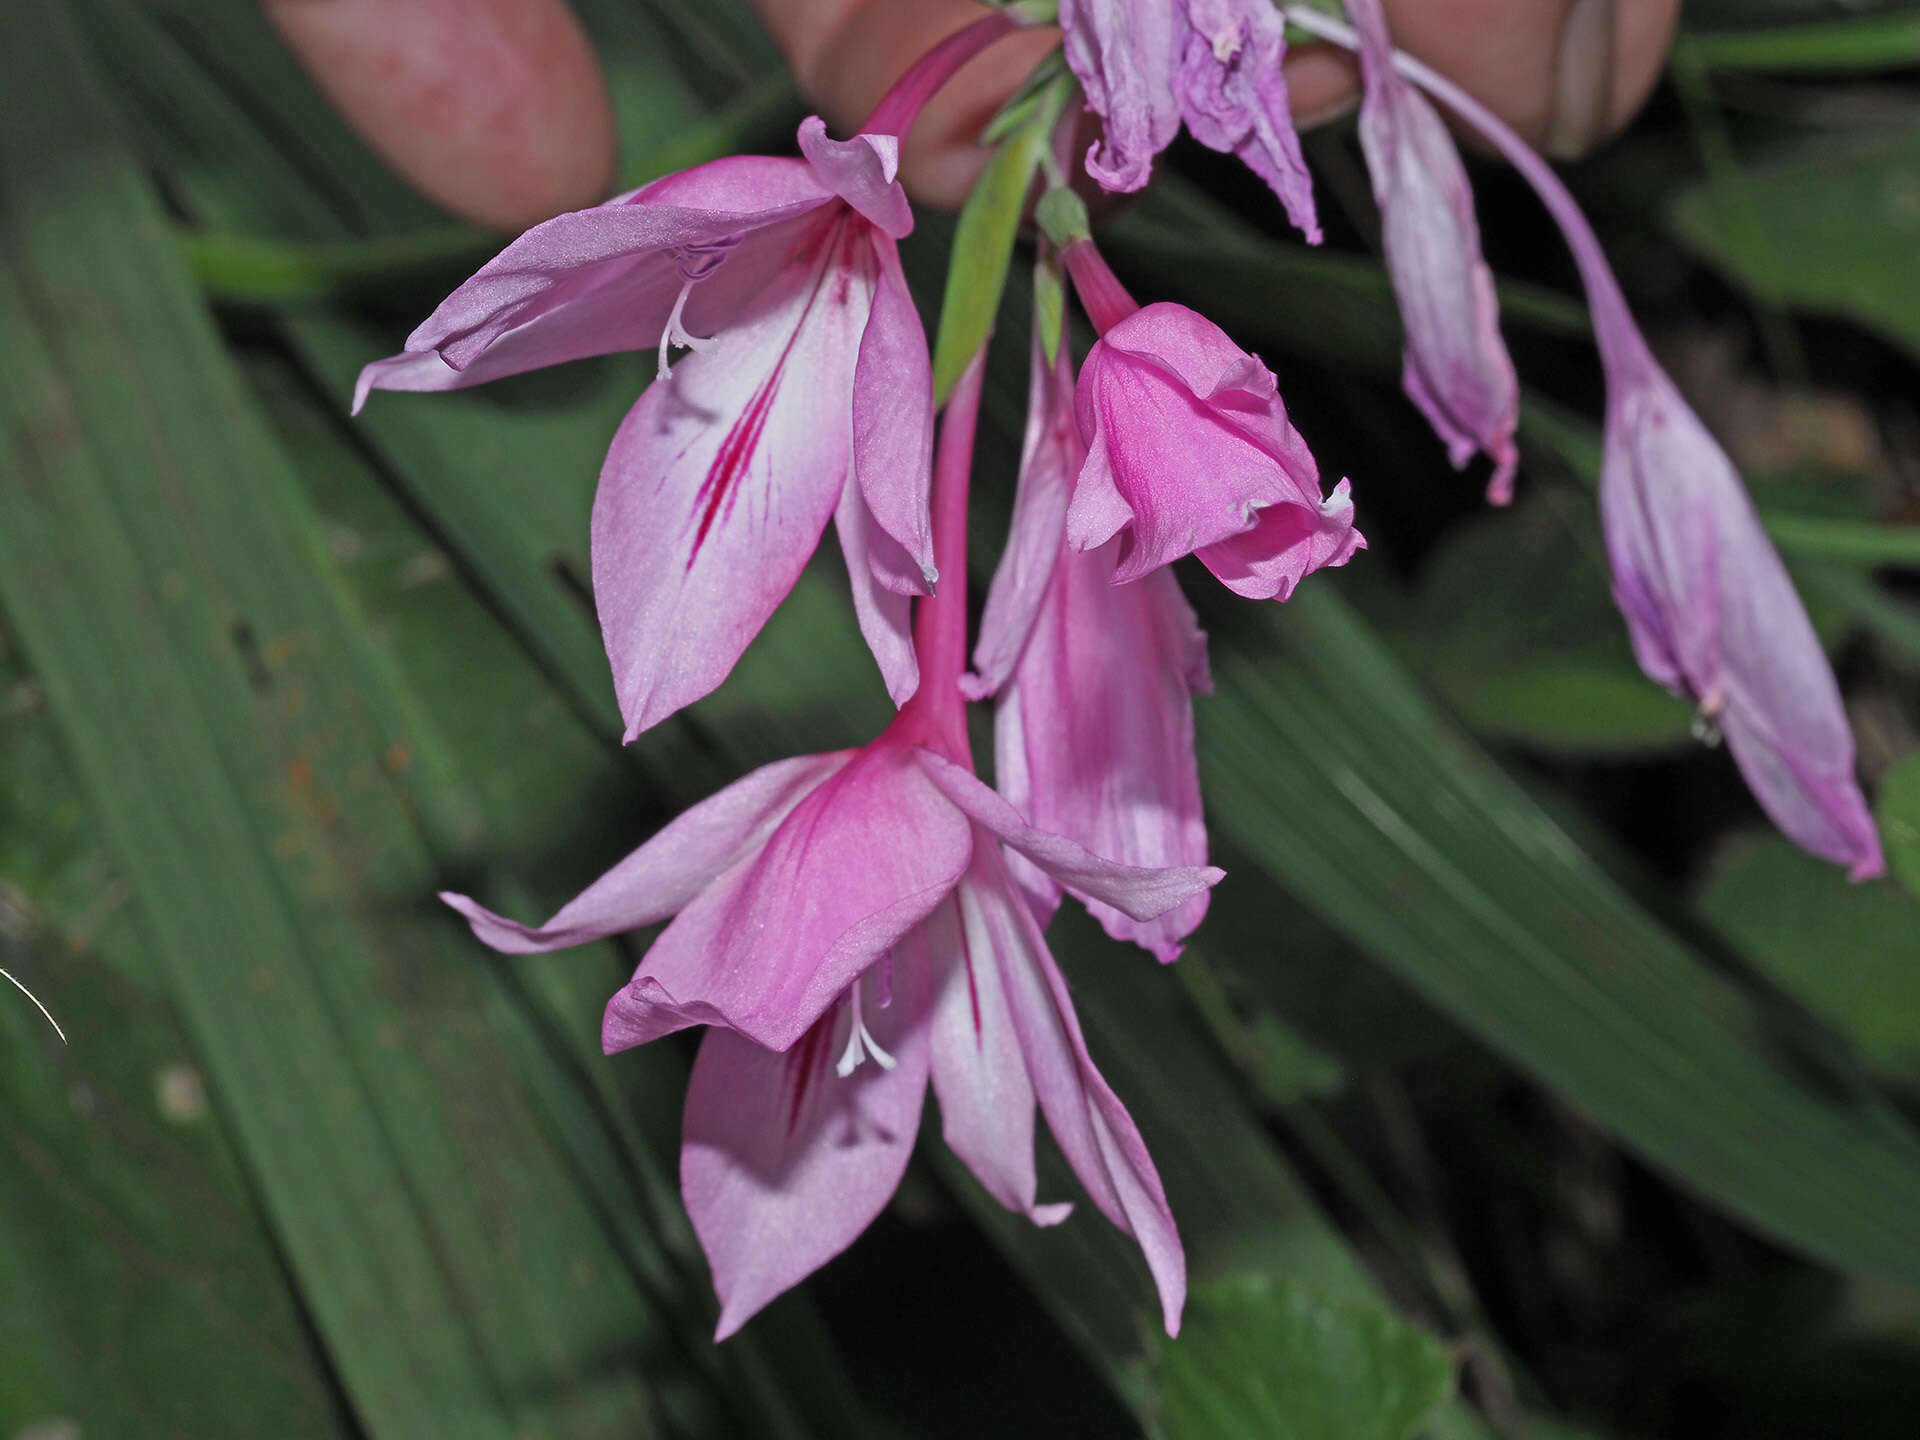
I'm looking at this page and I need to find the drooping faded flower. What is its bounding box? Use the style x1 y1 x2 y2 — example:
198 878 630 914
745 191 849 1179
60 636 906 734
967 318 1213 961
1059 0 1320 238
1061 240 1365 599
1597 330 1884 878
356 120 935 739
1347 0 1519 502
1176 0 1320 241
1059 0 1184 193
1284 4 1884 878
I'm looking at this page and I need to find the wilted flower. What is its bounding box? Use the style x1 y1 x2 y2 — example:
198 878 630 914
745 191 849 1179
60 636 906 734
1347 0 1519 502
1059 0 1183 193
1059 0 1319 238
1597 331 1884 878
1285 4 1885 878
1176 0 1319 241
967 318 1213 961
1061 240 1364 598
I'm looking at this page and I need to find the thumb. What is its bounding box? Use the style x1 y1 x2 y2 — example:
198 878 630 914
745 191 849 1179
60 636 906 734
264 0 615 231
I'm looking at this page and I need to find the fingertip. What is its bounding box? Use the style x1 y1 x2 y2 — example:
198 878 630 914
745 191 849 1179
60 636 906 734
266 0 616 231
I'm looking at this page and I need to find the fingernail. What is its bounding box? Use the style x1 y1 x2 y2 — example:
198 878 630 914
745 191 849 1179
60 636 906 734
1546 0 1616 158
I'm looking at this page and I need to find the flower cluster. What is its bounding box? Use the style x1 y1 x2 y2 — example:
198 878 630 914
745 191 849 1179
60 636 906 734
358 1 1885 1340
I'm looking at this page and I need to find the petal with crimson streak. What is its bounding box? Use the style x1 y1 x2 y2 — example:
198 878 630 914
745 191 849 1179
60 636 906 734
602 741 974 1054
925 882 1073 1226
682 964 930 1340
593 214 875 739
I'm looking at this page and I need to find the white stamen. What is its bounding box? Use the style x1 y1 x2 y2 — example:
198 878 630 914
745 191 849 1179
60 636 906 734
656 278 718 381
834 982 896 1077
3 965 67 1044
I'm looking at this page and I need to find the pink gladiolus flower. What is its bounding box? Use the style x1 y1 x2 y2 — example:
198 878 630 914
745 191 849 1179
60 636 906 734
442 356 1216 1338
1176 0 1320 241
356 126 929 738
354 18 1021 739
1284 4 1883 878
1061 240 1365 598
1347 0 1519 503
967 320 1213 961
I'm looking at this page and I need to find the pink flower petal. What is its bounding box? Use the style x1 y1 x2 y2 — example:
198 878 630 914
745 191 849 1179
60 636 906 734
681 967 930 1339
353 158 833 411
834 477 920 707
913 751 1223 923
1176 0 1320 242
592 215 874 739
1348 0 1518 502
850 233 937 586
797 117 913 238
1060 0 1184 193
1195 477 1366 601
923 890 1073 1225
965 332 1076 701
603 741 974 1053
976 847 1186 1335
1001 542 1213 961
440 751 850 953
1601 358 1885 878
1070 303 1363 591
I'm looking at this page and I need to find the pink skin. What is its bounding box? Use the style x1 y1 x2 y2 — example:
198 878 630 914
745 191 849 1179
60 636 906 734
264 0 614 232
1287 4 1882 880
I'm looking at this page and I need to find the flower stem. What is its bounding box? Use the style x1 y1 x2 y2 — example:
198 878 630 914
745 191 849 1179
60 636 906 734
860 13 1021 140
905 345 988 760
1060 238 1141 335
1281 4 1643 373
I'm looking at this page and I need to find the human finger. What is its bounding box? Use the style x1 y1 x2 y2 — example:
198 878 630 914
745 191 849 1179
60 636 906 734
264 0 616 231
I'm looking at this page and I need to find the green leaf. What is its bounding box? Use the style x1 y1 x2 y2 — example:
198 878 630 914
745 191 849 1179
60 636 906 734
1683 13 1920 70
1148 1275 1454 1440
0 665 340 1437
0 12 709 1435
931 83 1063 401
1700 834 1920 1090
1881 755 1920 900
0 933 344 1439
1392 497 1694 755
1196 588 1920 1293
1669 133 1920 360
